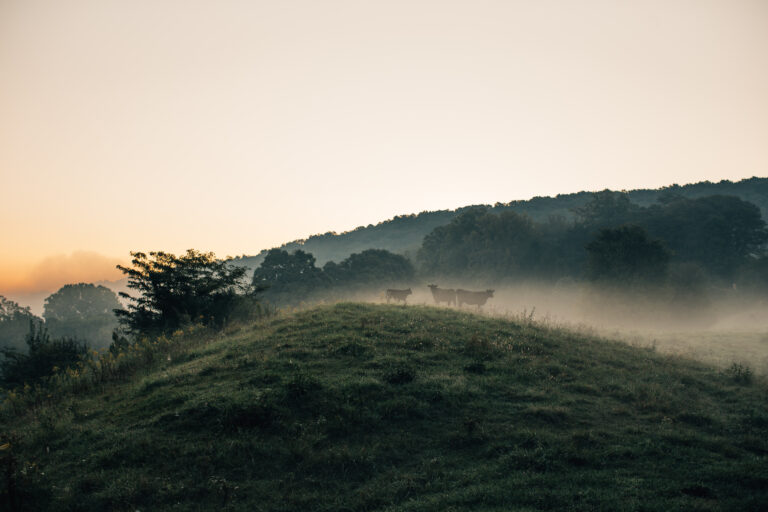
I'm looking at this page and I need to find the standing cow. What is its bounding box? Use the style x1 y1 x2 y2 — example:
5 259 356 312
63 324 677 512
427 284 456 306
386 288 412 304
456 289 494 309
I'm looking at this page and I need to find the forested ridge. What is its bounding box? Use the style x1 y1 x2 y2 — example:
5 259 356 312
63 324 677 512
231 177 768 270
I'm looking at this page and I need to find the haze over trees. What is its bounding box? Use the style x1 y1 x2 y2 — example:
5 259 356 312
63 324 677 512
232 177 768 271
253 248 415 305
0 296 41 352
43 283 121 350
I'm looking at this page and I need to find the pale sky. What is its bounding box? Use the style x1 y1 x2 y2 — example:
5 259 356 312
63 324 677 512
1 0 767 295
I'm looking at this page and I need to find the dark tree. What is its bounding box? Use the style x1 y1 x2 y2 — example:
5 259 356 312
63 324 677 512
324 249 415 287
417 208 554 278
572 190 639 227
644 195 768 278
252 249 326 304
586 225 671 284
115 250 251 336
0 320 87 387
0 296 41 353
44 283 121 349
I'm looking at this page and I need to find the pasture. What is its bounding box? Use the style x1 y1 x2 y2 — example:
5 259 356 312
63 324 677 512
1 303 766 511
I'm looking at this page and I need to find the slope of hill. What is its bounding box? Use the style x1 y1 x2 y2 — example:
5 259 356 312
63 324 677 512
233 177 768 269
2 303 766 511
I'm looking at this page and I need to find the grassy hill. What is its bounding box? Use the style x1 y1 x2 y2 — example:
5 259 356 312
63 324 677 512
2 303 767 511
232 176 768 269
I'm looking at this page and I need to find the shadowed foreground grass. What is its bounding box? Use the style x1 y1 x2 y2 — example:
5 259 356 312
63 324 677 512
2 303 767 511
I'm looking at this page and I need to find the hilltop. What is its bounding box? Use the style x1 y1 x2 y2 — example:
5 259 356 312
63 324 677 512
2 303 767 511
232 177 768 269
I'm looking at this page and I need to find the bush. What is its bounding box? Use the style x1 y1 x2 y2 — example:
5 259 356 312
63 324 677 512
116 250 262 337
0 322 88 388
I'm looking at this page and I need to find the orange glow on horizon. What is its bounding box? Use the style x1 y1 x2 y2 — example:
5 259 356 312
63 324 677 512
0 252 126 295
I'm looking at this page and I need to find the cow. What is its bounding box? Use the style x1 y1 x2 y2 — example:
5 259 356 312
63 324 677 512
386 288 412 304
456 289 494 309
427 284 456 306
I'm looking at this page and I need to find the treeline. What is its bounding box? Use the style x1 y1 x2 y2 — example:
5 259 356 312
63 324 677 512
0 284 120 354
253 192 768 304
232 176 768 269
419 192 768 288
252 248 414 305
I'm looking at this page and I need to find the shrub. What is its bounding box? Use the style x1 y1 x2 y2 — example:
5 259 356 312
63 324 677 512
0 322 88 388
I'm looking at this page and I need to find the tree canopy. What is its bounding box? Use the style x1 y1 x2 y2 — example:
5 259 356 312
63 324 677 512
116 250 252 336
44 283 121 349
585 226 671 284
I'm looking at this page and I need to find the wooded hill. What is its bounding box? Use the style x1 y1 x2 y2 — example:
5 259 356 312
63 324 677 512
231 177 768 269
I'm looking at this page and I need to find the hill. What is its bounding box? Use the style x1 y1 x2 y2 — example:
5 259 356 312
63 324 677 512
2 303 767 511
232 177 768 269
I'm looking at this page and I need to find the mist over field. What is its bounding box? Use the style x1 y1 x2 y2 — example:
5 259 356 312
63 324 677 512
2 0 768 507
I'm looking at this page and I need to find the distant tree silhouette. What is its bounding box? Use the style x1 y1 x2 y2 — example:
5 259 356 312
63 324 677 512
0 296 41 353
324 249 414 287
586 225 670 284
252 249 326 304
572 190 639 227
644 195 768 278
44 283 121 349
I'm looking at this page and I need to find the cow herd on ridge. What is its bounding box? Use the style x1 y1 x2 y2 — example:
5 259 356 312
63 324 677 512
385 285 494 309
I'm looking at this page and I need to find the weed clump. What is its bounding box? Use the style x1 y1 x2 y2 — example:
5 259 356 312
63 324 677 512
725 363 753 385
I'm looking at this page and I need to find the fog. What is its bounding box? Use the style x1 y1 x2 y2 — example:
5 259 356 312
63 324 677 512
304 280 768 375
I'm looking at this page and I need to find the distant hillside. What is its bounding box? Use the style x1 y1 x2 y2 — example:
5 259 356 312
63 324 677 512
3 303 766 510
232 177 768 270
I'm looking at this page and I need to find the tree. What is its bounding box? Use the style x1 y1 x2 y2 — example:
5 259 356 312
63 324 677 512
586 225 670 284
0 296 41 353
572 190 639 227
115 250 252 336
324 249 415 287
44 283 121 349
252 249 326 304
417 209 551 278
644 195 768 278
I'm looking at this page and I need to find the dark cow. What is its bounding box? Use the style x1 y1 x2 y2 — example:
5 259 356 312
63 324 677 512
456 289 494 308
386 288 412 304
427 284 456 306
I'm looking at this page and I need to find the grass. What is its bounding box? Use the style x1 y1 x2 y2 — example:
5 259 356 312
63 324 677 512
1 302 767 511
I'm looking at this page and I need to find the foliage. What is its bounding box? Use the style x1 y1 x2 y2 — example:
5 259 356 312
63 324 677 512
418 208 550 278
644 195 768 278
585 225 671 284
252 249 326 304
416 192 768 289
323 249 415 288
0 321 87 388
0 297 41 353
43 283 121 349
233 177 768 272
1 303 766 510
572 190 639 227
116 250 254 336
253 248 414 305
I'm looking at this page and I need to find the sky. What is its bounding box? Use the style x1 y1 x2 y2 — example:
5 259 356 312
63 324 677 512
1 0 767 298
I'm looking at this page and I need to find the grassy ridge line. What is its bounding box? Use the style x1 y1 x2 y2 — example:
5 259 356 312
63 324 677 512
2 303 768 511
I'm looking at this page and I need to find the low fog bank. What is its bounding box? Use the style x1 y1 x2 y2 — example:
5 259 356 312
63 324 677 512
300 280 768 374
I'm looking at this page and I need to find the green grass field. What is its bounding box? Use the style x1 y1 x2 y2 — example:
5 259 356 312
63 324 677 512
2 303 767 511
